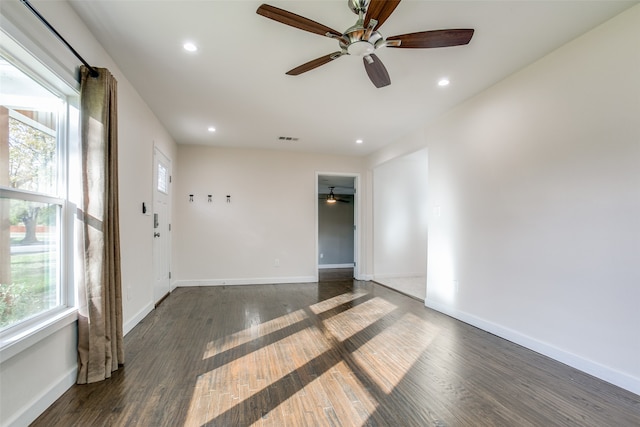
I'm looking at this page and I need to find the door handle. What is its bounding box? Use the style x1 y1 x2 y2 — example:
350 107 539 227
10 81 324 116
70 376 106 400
154 232 161 238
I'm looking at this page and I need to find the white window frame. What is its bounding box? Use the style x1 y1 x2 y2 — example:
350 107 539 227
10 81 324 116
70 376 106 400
0 31 78 362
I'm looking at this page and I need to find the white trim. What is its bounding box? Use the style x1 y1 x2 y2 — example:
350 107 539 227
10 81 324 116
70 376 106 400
0 308 77 363
318 263 354 269
425 298 640 397
0 9 80 92
315 172 362 281
373 272 425 280
3 366 77 427
123 302 154 336
174 276 317 287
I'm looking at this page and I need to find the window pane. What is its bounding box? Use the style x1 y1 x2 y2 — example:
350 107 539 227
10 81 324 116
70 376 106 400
157 162 168 194
0 197 60 330
1 56 61 195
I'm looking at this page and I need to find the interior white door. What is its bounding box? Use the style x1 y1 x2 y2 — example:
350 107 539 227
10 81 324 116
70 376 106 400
153 147 171 303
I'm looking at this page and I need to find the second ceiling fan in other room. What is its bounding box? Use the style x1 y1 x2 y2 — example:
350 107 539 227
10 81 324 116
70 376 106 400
323 187 351 204
256 0 474 88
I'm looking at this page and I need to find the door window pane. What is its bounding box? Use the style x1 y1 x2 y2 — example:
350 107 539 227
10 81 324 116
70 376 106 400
157 162 168 194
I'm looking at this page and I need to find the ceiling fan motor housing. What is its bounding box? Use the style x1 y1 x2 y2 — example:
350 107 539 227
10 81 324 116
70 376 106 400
349 0 370 15
341 29 383 56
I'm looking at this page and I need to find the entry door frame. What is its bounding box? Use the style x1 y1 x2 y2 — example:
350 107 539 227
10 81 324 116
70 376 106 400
152 145 172 304
315 172 362 280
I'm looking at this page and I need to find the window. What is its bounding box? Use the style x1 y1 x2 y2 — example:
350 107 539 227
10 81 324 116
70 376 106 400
157 161 168 194
0 42 77 349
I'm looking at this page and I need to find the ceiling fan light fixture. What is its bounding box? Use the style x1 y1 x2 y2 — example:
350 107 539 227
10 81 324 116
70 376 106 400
327 187 337 203
348 40 375 57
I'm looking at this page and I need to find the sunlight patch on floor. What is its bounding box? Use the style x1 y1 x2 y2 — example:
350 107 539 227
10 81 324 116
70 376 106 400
309 289 370 315
186 323 330 426
202 308 309 359
186 292 409 426
352 312 439 393
321 297 397 342
290 360 379 427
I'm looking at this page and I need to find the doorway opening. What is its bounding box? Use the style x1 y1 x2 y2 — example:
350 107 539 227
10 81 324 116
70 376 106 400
372 148 428 300
317 173 359 281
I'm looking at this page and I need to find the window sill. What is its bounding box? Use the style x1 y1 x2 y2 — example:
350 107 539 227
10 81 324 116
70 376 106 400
0 308 78 363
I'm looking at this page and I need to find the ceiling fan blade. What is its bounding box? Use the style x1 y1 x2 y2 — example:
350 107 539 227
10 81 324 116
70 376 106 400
364 0 401 29
286 52 343 76
257 4 342 38
363 54 390 88
387 29 474 49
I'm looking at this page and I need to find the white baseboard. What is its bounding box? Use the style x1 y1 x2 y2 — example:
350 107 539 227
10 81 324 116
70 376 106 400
174 276 317 287
373 273 425 280
123 302 154 336
424 298 640 397
6 366 77 427
318 263 354 269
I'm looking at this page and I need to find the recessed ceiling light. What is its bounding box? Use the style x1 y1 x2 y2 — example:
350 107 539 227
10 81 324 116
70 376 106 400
438 78 450 87
356 139 363 144
183 42 198 52
207 126 216 132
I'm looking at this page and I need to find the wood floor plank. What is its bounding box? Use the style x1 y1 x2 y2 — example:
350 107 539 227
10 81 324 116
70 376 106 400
31 273 640 426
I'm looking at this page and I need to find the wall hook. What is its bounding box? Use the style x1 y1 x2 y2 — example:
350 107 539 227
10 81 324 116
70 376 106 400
189 194 194 202
226 195 231 204
208 195 212 203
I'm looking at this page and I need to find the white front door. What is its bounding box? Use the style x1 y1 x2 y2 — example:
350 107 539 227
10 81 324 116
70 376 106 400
153 147 171 303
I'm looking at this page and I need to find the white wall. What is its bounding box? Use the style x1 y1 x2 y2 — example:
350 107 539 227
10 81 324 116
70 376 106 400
174 145 363 285
0 1 178 425
372 148 428 279
369 5 640 395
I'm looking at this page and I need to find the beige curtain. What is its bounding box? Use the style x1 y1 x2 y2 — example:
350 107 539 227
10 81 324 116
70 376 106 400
76 66 124 384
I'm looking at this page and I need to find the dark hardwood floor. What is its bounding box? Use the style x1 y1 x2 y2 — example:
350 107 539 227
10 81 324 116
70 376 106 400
32 272 640 426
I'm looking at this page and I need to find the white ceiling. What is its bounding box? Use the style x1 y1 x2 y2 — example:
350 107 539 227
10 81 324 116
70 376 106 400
68 0 636 157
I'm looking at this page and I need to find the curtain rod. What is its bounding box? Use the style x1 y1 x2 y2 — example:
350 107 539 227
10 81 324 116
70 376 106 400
20 0 99 78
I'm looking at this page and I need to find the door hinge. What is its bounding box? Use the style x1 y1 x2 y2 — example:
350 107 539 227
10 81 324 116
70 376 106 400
169 175 172 183
169 223 171 231
169 272 172 279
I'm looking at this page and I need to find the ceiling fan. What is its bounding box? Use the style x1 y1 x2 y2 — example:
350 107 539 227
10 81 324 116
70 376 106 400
322 187 351 204
256 0 474 88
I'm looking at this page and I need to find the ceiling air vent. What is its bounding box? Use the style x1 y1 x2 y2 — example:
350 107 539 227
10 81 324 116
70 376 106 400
278 136 299 142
